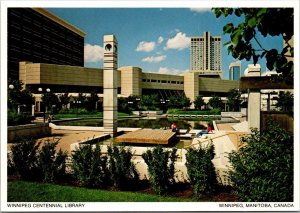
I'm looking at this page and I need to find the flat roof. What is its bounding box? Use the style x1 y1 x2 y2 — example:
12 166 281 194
32 8 86 37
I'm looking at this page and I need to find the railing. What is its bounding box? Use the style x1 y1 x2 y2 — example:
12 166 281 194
179 132 249 159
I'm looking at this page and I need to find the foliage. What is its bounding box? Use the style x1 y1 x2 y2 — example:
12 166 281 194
227 89 241 111
208 95 223 109
185 143 218 197
167 108 221 115
107 146 138 190
86 90 99 111
227 121 293 202
10 138 42 181
8 181 197 202
42 91 59 114
58 108 89 115
193 95 205 110
167 95 191 109
71 144 109 188
142 146 177 195
274 91 294 113
213 8 294 84
38 139 67 183
140 94 160 110
58 93 71 110
8 80 35 112
8 109 33 126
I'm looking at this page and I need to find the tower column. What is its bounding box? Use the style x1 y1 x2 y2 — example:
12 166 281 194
103 35 118 137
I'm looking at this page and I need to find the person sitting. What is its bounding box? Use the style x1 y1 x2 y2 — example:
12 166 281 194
171 122 178 132
196 124 213 137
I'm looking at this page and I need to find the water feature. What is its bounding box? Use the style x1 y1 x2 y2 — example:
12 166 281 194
55 117 211 148
55 117 208 131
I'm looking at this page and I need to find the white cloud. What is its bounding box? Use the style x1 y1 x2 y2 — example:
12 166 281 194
84 43 104 63
158 67 189 75
142 55 166 63
190 8 211 13
136 41 156 52
157 36 164 44
164 32 190 50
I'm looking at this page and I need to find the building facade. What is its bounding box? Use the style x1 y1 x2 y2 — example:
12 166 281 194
9 9 239 112
8 8 85 81
190 32 222 76
229 61 241 81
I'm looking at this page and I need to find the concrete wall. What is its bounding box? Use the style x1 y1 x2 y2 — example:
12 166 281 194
199 78 239 93
184 72 199 107
20 62 238 98
120 66 142 96
141 72 184 90
8 123 51 143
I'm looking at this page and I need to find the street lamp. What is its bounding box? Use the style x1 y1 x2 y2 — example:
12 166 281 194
38 87 50 123
8 84 21 114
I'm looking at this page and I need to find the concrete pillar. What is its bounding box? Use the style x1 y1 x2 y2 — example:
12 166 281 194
184 72 199 109
248 90 260 131
103 35 118 137
119 66 142 97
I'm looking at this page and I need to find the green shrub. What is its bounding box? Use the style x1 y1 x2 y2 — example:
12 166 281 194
107 146 138 190
8 109 32 126
38 139 67 183
71 144 109 188
10 138 42 181
142 146 177 195
185 143 218 197
167 108 221 115
227 121 293 202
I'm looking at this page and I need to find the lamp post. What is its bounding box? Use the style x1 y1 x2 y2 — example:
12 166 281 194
38 87 50 123
8 84 20 114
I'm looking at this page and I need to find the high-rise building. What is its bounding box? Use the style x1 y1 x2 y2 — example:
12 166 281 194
229 61 241 80
190 31 222 76
7 8 85 81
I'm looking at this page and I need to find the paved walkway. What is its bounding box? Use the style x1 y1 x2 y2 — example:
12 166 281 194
41 129 105 154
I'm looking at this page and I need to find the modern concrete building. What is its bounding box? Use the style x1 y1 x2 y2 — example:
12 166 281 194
19 62 239 111
229 61 241 81
190 32 222 77
9 9 239 112
7 8 85 81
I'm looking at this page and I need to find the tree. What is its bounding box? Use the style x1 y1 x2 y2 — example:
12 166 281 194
167 95 191 109
213 8 294 84
274 91 293 112
86 90 99 111
140 94 159 110
227 89 241 111
75 93 87 108
208 95 223 109
42 91 59 113
8 80 35 112
227 121 293 201
58 93 71 110
194 95 205 110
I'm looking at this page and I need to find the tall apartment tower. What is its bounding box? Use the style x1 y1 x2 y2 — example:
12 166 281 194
229 61 241 80
190 32 222 76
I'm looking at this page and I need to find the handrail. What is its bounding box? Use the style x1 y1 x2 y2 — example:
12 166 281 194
179 132 249 160
185 131 249 149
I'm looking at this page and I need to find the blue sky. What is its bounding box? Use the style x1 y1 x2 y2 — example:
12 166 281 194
48 8 284 79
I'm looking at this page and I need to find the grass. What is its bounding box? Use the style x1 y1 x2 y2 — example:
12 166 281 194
8 181 197 202
54 112 131 119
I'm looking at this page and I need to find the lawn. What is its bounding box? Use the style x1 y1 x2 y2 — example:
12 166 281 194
8 181 197 202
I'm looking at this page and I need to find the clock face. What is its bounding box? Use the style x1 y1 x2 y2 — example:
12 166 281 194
105 44 112 51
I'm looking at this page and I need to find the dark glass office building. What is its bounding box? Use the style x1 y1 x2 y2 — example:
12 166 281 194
7 8 85 81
